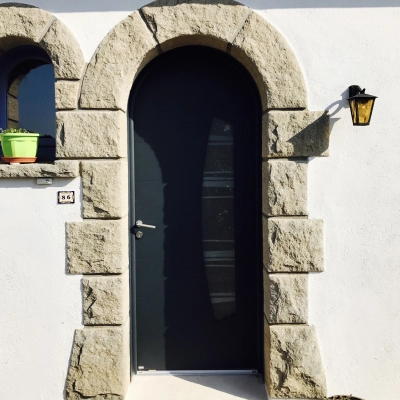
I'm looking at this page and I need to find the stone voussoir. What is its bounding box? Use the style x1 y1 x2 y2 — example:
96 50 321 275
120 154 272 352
67 217 129 274
55 81 80 110
264 272 308 324
265 218 324 272
0 4 53 51
264 111 330 158
56 111 127 158
0 160 80 178
231 11 307 110
80 11 158 111
83 270 129 326
265 322 327 398
141 0 249 52
263 159 308 216
81 159 129 219
40 18 86 80
66 322 130 399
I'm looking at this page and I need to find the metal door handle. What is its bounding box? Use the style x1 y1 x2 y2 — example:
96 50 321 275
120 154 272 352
135 220 156 229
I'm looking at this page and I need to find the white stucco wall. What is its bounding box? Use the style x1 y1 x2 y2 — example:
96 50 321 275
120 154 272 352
255 5 400 400
0 178 83 400
1 1 400 399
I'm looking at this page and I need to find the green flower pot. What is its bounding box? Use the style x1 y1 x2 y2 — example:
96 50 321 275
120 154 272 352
0 132 40 163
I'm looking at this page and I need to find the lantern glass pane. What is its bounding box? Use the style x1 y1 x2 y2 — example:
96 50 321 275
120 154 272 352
356 98 374 124
349 99 358 124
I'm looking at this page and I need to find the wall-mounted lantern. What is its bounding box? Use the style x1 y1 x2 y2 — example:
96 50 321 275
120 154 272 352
347 85 377 126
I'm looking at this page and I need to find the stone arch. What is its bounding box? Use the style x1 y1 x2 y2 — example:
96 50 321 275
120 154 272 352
0 3 86 109
55 1 331 399
79 0 307 112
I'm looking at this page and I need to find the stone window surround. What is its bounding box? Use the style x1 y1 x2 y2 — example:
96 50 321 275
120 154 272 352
0 2 331 399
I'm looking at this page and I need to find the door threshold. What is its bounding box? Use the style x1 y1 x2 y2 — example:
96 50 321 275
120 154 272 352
137 370 258 376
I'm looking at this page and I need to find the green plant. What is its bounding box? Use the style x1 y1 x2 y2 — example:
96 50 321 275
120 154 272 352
0 128 33 134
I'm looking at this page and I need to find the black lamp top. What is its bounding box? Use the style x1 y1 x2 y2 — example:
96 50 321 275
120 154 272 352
348 85 377 100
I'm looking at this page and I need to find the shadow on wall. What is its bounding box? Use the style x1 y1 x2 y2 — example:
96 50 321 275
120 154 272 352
326 89 349 117
11 0 400 13
325 88 350 130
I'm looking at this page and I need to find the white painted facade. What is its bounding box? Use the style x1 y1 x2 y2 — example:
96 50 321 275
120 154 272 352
1 1 399 399
0 178 83 400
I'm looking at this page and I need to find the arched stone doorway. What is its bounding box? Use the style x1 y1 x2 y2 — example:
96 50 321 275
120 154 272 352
0 2 330 399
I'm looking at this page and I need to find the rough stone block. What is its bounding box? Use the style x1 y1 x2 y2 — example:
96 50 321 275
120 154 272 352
8 75 22 96
265 322 327 398
0 4 53 51
264 111 330 158
265 218 324 272
55 81 79 110
264 272 308 324
231 12 307 110
67 218 129 274
141 0 249 52
83 271 129 326
66 322 130 399
7 95 18 121
56 111 127 158
81 160 128 219
80 11 158 110
40 18 85 80
263 159 308 216
0 160 79 178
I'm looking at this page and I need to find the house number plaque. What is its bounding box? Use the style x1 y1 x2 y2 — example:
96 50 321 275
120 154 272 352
58 191 75 204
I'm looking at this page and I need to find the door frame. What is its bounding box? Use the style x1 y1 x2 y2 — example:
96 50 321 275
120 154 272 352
127 46 263 375
61 1 330 397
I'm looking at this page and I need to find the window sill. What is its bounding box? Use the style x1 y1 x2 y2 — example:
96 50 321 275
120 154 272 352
0 160 80 178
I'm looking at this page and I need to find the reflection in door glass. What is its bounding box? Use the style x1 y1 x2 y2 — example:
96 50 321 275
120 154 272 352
202 117 236 321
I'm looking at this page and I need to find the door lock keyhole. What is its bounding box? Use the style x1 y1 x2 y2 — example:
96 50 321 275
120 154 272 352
135 231 143 239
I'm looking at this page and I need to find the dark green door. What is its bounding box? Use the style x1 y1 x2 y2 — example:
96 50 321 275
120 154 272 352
129 47 261 372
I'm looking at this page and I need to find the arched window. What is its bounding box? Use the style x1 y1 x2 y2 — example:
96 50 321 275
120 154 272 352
0 46 56 161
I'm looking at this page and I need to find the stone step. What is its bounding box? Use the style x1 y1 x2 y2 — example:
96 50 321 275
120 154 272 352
126 374 268 400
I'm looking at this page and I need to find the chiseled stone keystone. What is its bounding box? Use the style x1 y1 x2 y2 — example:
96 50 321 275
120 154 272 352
55 81 80 110
231 11 307 110
67 218 128 274
40 18 85 80
264 272 308 324
265 322 327 399
56 111 127 158
66 322 130 400
83 271 129 325
0 160 79 178
264 111 330 158
265 218 324 272
141 0 249 52
263 159 308 216
80 11 158 111
0 4 53 51
82 160 128 219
